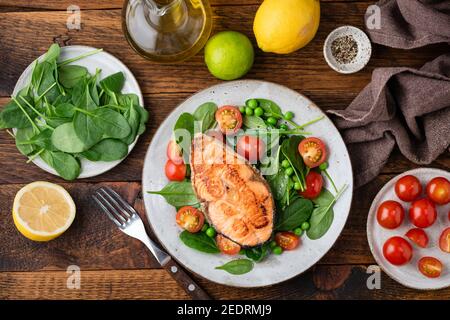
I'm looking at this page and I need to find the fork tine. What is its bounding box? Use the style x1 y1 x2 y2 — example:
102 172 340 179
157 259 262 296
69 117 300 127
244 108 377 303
102 186 137 217
96 191 127 223
98 187 131 220
92 194 122 227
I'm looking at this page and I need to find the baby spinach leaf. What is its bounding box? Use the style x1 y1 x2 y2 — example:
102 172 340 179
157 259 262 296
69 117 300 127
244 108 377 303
93 108 131 139
180 231 220 254
245 244 269 262
81 139 128 162
73 112 104 147
243 115 267 129
100 72 125 93
147 181 198 207
216 259 254 275
193 102 217 133
121 103 140 145
275 198 313 231
15 127 37 156
0 99 33 129
256 99 283 118
58 65 88 88
52 122 89 153
18 128 55 151
307 187 347 240
42 43 61 63
266 169 289 201
40 150 80 181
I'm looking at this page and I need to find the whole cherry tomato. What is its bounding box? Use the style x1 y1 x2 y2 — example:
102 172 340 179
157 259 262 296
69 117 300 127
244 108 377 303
300 171 323 199
426 177 450 205
409 198 437 228
383 236 413 266
395 175 422 202
376 200 404 229
165 160 186 181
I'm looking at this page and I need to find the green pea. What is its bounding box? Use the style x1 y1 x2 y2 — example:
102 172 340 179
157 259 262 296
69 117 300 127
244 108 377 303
201 223 209 232
285 167 294 176
254 107 264 117
319 162 329 171
294 228 303 236
294 182 301 190
279 124 289 131
301 222 310 231
205 227 216 238
269 240 277 248
239 106 246 114
246 99 258 109
245 107 254 116
266 117 277 126
272 246 283 255
292 175 299 182
281 159 290 168
284 111 294 120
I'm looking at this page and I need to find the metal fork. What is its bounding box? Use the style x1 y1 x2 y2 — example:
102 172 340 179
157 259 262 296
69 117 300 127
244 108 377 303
92 186 211 300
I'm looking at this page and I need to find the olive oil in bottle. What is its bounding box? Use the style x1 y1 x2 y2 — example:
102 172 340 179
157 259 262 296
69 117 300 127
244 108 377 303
123 0 212 63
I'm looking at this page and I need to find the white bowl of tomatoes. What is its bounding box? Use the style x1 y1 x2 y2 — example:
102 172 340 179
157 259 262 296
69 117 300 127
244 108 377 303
367 168 450 290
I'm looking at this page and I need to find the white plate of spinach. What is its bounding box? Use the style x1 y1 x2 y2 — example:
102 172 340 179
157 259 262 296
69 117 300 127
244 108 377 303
1 44 147 180
143 80 353 287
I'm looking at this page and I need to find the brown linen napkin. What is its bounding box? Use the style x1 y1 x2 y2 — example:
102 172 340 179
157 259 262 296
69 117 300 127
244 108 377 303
328 54 450 188
365 0 450 49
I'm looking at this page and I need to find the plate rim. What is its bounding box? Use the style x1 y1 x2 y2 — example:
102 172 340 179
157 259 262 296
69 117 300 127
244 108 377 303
12 45 144 179
366 167 450 290
141 79 354 287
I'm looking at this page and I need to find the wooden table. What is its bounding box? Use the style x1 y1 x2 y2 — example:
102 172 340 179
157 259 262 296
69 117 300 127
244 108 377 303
0 0 448 300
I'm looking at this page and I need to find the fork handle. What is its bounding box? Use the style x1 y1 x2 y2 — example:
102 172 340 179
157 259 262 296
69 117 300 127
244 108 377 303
162 258 211 300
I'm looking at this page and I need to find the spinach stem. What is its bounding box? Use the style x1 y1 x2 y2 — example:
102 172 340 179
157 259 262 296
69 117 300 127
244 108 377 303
6 129 15 138
324 169 338 193
26 148 44 163
58 48 103 67
36 82 57 102
11 97 40 132
298 116 325 129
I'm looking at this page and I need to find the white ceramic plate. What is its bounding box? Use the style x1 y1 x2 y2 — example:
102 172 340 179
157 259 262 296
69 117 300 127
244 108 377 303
142 80 353 287
367 168 450 290
13 45 144 179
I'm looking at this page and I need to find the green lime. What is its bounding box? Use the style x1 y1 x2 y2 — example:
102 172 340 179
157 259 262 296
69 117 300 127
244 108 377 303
204 31 254 81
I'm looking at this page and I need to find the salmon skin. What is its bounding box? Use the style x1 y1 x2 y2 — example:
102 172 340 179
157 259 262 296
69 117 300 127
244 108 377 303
190 133 274 247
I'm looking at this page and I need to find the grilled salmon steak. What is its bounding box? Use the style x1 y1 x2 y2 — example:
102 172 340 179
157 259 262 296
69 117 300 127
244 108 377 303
190 133 274 247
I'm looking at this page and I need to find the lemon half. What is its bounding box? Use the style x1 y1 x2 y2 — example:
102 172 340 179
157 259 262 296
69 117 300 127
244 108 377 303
13 181 76 241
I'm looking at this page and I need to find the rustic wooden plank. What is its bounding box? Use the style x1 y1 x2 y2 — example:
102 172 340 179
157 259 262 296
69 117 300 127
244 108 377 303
0 0 365 11
1 266 448 300
0 182 160 272
0 4 446 97
2 173 447 272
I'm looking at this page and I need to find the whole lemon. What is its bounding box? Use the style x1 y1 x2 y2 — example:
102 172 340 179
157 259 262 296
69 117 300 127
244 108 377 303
253 0 321 54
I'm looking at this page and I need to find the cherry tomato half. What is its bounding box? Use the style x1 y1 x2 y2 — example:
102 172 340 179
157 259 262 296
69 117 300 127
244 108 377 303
176 206 205 233
275 232 300 250
376 200 405 229
395 175 422 202
215 106 242 135
167 140 184 165
409 198 437 228
298 137 327 168
426 177 450 205
300 171 323 199
165 159 186 181
216 234 241 255
383 236 413 266
418 257 442 278
439 227 450 253
405 228 429 248
236 135 266 162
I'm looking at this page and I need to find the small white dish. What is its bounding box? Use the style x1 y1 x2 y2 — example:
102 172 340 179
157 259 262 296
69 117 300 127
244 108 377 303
142 80 354 287
367 168 450 290
13 45 145 179
323 26 372 74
